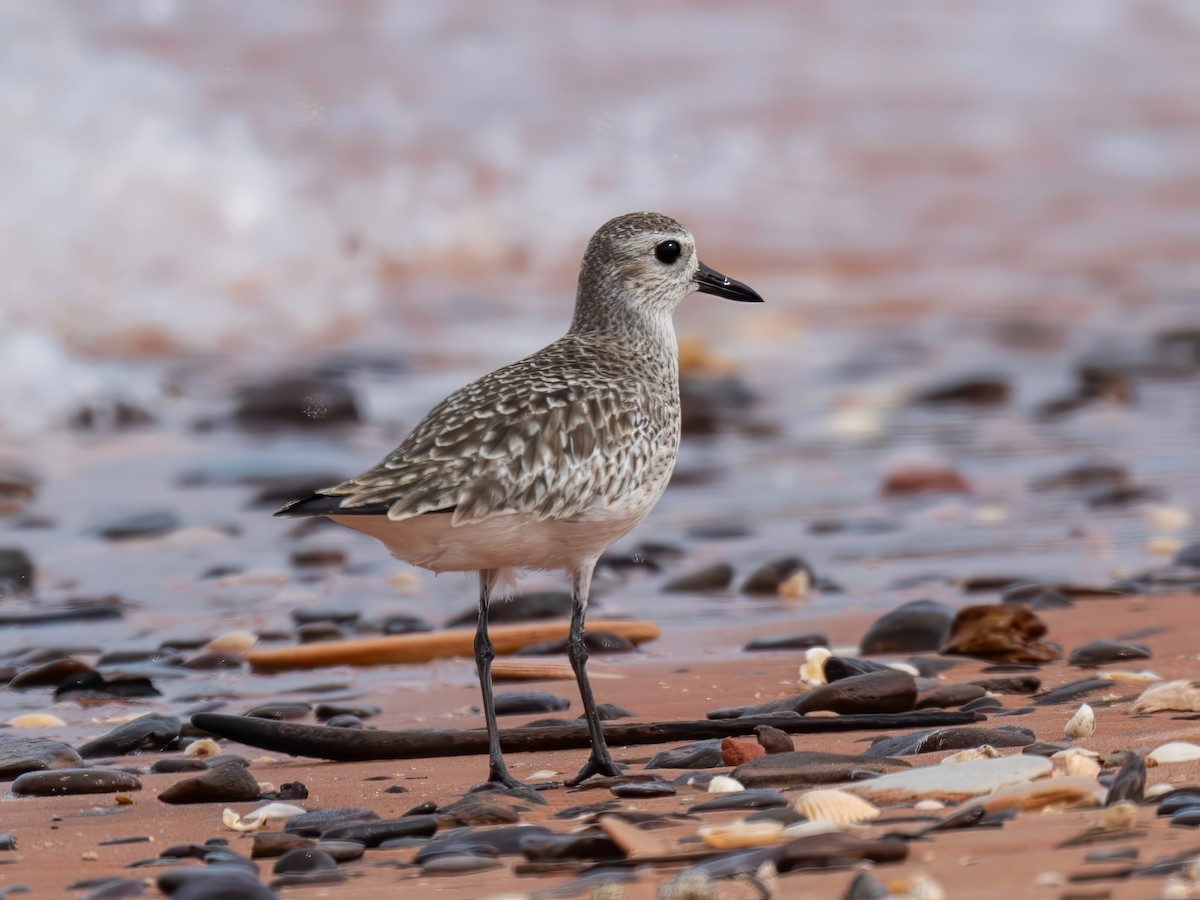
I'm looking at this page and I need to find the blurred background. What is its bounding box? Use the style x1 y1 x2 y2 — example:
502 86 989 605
0 1 1198 680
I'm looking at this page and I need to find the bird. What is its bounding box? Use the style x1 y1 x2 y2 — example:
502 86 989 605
276 211 762 789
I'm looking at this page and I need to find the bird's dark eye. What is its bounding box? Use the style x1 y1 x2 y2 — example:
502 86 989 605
654 240 682 265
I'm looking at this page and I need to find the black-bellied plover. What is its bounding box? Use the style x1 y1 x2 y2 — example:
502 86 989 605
277 212 762 787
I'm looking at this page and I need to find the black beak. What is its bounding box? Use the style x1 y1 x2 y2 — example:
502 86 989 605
694 261 764 303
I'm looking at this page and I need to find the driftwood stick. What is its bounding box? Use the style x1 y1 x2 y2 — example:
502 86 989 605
243 618 660 672
191 709 985 762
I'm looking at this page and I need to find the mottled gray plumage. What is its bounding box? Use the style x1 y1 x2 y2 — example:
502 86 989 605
276 211 762 788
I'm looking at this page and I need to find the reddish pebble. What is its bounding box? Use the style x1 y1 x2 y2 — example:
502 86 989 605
721 737 765 766
882 467 972 496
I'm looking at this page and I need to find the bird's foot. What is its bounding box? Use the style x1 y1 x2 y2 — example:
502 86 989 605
567 753 626 786
468 770 548 804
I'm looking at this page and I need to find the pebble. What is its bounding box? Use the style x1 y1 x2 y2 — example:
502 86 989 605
612 780 676 799
1157 790 1200 817
381 613 434 635
519 830 622 862
865 726 1035 758
284 807 380 837
661 563 734 593
645 740 724 770
314 703 380 721
8 656 93 689
859 599 956 654
244 703 312 721
78 878 146 899
518 632 636 655
881 465 972 496
79 713 182 758
272 847 338 875
939 605 1059 664
447 590 573 625
420 854 503 875
743 632 828 652
0 597 125 627
698 820 783 850
92 510 180 541
158 762 262 804
250 832 314 859
913 375 1010 406
1000 582 1074 609
315 840 363 863
320 815 439 847
794 668 918 715
740 557 812 595
11 768 142 796
233 373 360 429
691 790 788 812
1175 541 1200 568
151 758 207 774
1069 640 1151 667
156 865 276 899
732 751 910 789
493 691 570 715
0 734 84 779
1033 677 1110 706
720 737 765 766
437 794 521 826
754 725 795 754
0 547 34 593
915 683 988 710
846 755 1052 804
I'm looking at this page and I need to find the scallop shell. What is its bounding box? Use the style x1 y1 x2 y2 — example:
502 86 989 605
697 820 783 850
1064 703 1096 739
1051 748 1101 779
1134 680 1200 714
1148 741 1200 764
706 775 745 794
794 788 880 824
799 647 832 686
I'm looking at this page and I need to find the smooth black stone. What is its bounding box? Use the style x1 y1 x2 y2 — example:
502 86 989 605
0 596 125 627
661 562 734 593
865 725 1035 757
11 768 141 796
0 734 85 779
244 703 312 721
412 827 554 863
322 715 363 729
743 633 828 652
233 374 360 429
519 830 621 862
404 801 439 816
916 684 988 709
204 754 250 769
740 557 812 595
794 669 918 715
744 807 806 827
79 878 147 899
314 841 363 863
269 871 347 889
92 510 180 542
8 657 93 689
493 691 570 716
1068 640 1152 667
970 675 1041 694
1031 461 1129 492
383 784 408 794
858 599 955 655
0 548 34 594
1170 808 1200 828
691 790 788 812
155 865 274 899
913 375 1010 406
79 713 182 758
578 703 635 722
1032 677 1111 706
97 648 183 667
320 815 438 846
250 832 314 859
961 697 1006 713
98 836 152 846
274 782 309 801
437 794 521 826
1000 582 1074 609
645 740 724 770
55 671 160 700
1176 542 1200 568
1022 740 1072 757
158 763 260 804
0 834 14 851
290 607 358 626
707 697 802 719
517 631 636 655
446 591 574 626
823 657 894 682
611 780 675 799
380 614 433 635
272 847 338 875
732 751 910 788
295 623 347 643
1084 846 1139 862
419 854 503 875
314 703 380 721
1157 789 1200 816
182 652 246 671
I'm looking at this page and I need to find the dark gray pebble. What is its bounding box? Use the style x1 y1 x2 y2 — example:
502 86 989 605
916 683 987 709
1157 789 1200 816
519 830 621 862
79 713 182 758
971 675 1041 694
1000 582 1074 609
233 374 360 429
11 768 141 796
204 754 250 769
732 751 909 788
645 740 724 770
250 832 314 859
494 691 570 716
79 878 147 899
0 547 34 594
0 834 15 851
291 605 358 625
961 696 1005 712
913 375 1010 406
320 815 438 846
1068 640 1152 667
743 633 828 652
1170 808 1200 828
794 669 917 716
740 557 812 595
754 724 794 754
0 596 125 627
518 631 636 655
823 656 894 681
865 725 1035 757
314 840 364 863
0 734 81 777
1033 677 1111 706
661 563 734 593
288 550 348 570
859 599 955 655
611 780 675 799
150 758 208 774
1176 541 1200 568
381 614 433 635
272 847 338 875
691 790 788 812
1022 741 1072 757
579 703 635 722
420 854 503 875
8 657 93 689
155 865 275 899
1085 846 1139 862
158 762 260 804
92 510 180 542
243 703 312 721
295 623 347 643
438 794 521 826
182 652 246 671
274 782 308 801
56 671 160 700
315 703 380 720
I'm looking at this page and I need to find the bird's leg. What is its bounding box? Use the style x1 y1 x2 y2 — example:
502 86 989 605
566 559 624 784
472 569 523 790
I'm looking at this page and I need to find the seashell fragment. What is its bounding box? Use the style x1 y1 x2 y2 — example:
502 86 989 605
698 819 783 849
222 802 308 832
206 629 258 655
1051 748 1101 779
1148 742 1200 764
706 775 745 794
5 713 67 728
978 776 1104 813
1064 703 1096 739
1101 670 1161 685
800 647 832 686
184 738 221 759
941 745 1002 764
1134 680 1200 714
794 788 880 824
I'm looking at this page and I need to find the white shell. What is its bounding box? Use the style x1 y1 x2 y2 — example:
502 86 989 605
1134 680 1200 714
1051 748 1101 779
698 820 783 849
1064 703 1096 739
1101 670 1161 685
222 802 308 832
706 775 745 794
941 745 1002 764
1148 741 1200 764
794 788 880 824
184 738 221 759
799 647 832 686
206 629 258 655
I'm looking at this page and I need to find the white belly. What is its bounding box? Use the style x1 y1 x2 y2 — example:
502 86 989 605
329 506 648 573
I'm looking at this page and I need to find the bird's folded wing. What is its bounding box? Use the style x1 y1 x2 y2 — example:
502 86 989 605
319 368 654 526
